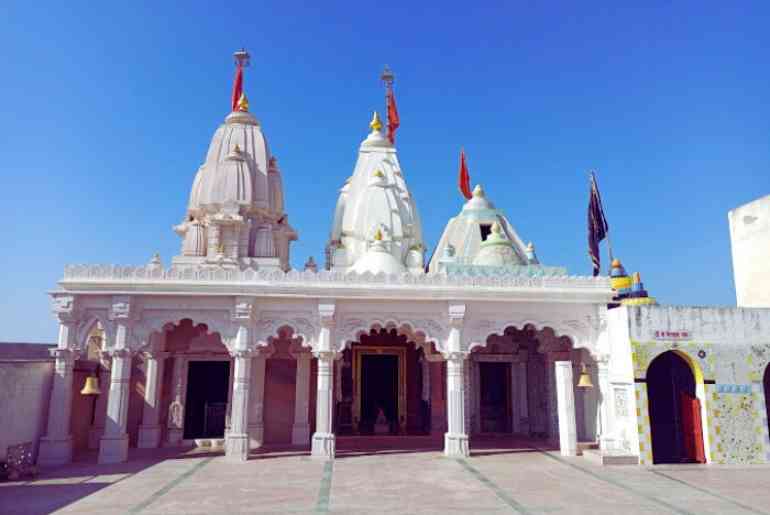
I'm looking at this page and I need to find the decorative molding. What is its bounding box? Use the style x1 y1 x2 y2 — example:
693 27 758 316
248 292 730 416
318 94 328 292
254 313 317 349
109 295 136 321
60 265 611 299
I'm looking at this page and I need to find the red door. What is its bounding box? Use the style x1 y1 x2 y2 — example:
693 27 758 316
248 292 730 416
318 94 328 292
679 392 705 463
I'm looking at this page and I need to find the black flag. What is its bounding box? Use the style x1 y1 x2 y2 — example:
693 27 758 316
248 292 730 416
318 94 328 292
588 172 609 276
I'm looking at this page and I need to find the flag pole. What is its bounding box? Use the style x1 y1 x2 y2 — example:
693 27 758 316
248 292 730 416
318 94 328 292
381 64 394 116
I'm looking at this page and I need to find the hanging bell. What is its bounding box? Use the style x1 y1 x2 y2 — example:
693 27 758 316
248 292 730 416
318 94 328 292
577 363 594 389
80 375 102 396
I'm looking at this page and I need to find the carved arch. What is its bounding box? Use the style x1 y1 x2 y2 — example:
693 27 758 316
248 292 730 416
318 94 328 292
130 310 236 352
254 315 317 350
75 310 115 351
337 316 447 355
465 318 592 355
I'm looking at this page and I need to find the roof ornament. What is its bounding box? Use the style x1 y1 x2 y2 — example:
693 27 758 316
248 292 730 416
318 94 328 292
472 184 485 198
369 111 383 132
236 92 249 112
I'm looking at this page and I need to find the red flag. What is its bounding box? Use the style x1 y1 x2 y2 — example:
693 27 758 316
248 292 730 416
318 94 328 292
458 149 472 200
387 88 400 144
231 63 243 112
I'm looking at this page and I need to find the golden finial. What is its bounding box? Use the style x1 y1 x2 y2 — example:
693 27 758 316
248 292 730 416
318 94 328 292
373 170 385 178
611 258 621 268
374 228 383 241
472 184 484 198
369 111 383 132
237 92 249 112
491 221 501 234
233 143 241 153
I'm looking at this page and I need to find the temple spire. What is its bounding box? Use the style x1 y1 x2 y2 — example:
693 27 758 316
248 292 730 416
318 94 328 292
231 48 250 112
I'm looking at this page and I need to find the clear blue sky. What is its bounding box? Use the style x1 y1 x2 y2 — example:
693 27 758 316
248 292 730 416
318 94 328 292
2 2 769 342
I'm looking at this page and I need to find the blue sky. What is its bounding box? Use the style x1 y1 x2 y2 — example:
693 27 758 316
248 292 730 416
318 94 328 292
1 2 769 342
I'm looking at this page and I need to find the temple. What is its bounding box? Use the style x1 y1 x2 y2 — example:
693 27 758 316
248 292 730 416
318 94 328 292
30 50 770 468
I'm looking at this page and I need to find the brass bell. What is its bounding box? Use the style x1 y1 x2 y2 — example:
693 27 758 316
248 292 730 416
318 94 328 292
80 375 102 396
577 363 593 389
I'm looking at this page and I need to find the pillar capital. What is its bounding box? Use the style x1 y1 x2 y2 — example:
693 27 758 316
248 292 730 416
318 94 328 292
51 294 79 325
318 302 336 328
442 350 468 362
230 348 257 359
448 303 466 328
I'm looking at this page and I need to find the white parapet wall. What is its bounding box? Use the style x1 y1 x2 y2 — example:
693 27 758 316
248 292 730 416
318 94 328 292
729 194 770 308
0 345 55 461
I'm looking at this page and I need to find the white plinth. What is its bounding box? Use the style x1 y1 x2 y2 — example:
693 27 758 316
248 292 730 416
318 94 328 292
311 432 335 459
444 433 470 458
225 433 250 462
38 436 73 466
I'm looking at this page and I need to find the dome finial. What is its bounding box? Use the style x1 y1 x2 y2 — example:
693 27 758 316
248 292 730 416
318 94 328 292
237 92 249 112
373 227 383 241
472 184 484 198
369 111 383 132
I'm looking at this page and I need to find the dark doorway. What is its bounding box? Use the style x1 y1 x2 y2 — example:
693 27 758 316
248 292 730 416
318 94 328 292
360 355 398 434
479 362 511 433
647 351 705 464
764 366 770 439
183 361 230 439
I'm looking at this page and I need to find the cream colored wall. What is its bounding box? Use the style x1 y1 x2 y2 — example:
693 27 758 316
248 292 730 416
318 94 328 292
729 194 770 307
0 361 53 460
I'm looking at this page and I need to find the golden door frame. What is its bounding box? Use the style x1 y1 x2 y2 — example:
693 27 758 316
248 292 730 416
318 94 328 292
352 346 407 434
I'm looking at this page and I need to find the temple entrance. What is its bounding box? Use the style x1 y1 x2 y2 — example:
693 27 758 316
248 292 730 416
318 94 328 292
647 351 705 464
360 355 398 434
479 362 511 433
183 361 230 439
762 365 770 440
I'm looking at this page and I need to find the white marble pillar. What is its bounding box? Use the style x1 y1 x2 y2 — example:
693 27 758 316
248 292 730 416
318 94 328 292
88 359 112 449
291 352 312 445
38 341 78 466
444 352 470 457
517 361 529 435
312 351 336 458
99 345 133 464
138 350 168 448
226 347 253 462
554 361 578 457
248 353 266 448
596 358 614 451
166 355 187 445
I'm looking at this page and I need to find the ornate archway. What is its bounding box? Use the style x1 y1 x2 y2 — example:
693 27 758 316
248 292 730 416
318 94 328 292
647 351 705 464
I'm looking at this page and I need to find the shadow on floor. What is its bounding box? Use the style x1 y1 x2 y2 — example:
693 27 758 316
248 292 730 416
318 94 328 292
0 446 214 515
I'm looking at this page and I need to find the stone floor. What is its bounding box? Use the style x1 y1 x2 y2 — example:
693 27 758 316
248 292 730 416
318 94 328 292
2 438 770 514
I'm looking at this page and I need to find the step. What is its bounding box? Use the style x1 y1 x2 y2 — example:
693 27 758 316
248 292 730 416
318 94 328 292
582 448 639 465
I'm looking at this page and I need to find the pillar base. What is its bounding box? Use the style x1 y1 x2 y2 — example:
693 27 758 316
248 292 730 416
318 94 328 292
38 436 73 466
137 425 162 449
311 432 335 459
248 424 264 449
98 434 129 464
444 432 469 458
291 424 311 446
166 428 184 447
225 433 250 462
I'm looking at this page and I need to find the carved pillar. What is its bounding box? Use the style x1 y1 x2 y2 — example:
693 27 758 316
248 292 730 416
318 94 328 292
38 343 78 466
138 345 168 449
312 303 336 459
444 304 469 458
167 355 187 445
292 352 312 445
596 357 613 451
226 346 253 462
555 360 578 456
88 356 111 449
516 361 529 435
99 345 133 464
248 352 266 448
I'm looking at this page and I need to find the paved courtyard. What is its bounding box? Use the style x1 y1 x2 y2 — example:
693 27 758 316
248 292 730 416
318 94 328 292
2 441 770 514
